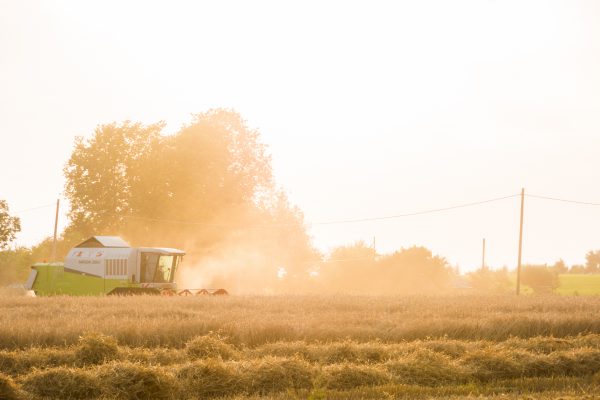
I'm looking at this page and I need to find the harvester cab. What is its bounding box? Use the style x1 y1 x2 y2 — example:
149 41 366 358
25 236 207 296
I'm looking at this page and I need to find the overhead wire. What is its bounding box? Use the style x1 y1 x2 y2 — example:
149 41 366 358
310 194 521 225
19 192 600 230
13 203 55 214
110 193 521 227
526 193 600 207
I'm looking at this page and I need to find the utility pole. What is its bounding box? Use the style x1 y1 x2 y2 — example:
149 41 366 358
481 238 486 270
516 188 525 295
51 199 60 263
372 236 376 259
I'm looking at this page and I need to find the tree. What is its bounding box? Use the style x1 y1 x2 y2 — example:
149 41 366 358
468 267 512 293
585 251 600 274
0 200 20 250
570 264 586 274
319 244 453 294
521 265 559 294
319 241 376 292
0 247 33 285
551 259 568 274
62 109 319 292
377 246 453 294
64 121 164 239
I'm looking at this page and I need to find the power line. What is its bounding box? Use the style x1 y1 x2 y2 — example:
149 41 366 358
526 194 600 207
10 192 522 228
13 203 56 214
311 193 521 225
12 193 600 226
115 214 245 227
112 193 520 227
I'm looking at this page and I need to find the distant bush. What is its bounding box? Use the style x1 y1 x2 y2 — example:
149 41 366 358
22 367 102 399
467 267 512 293
185 332 237 360
570 264 586 274
75 332 119 365
0 248 32 286
521 265 559 294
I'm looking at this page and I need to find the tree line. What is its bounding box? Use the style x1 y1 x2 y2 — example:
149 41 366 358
1 109 600 293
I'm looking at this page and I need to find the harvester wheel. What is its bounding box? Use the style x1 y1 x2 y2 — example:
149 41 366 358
178 289 193 296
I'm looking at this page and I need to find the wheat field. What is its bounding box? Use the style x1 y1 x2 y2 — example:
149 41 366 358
2 294 600 399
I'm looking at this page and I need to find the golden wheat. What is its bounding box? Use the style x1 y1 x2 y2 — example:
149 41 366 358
1 294 600 398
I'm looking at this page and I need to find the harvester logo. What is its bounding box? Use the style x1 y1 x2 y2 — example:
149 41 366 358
75 251 83 257
95 251 103 257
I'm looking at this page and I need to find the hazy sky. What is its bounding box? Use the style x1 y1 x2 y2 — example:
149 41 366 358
1 0 600 272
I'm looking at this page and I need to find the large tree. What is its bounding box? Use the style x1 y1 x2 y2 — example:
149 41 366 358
62 109 318 292
585 250 600 274
0 200 20 250
64 121 164 237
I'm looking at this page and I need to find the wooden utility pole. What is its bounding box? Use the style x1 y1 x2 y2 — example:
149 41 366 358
481 238 486 270
516 188 525 295
51 199 60 263
372 236 376 260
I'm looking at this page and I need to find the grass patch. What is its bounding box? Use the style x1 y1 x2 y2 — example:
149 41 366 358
558 274 600 295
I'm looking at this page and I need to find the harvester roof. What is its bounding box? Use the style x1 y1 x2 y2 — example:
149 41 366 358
138 247 186 255
72 236 185 255
74 236 131 248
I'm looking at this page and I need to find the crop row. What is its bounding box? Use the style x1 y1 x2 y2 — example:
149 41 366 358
3 333 600 399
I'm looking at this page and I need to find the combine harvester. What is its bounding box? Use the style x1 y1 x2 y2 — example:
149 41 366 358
25 236 227 296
